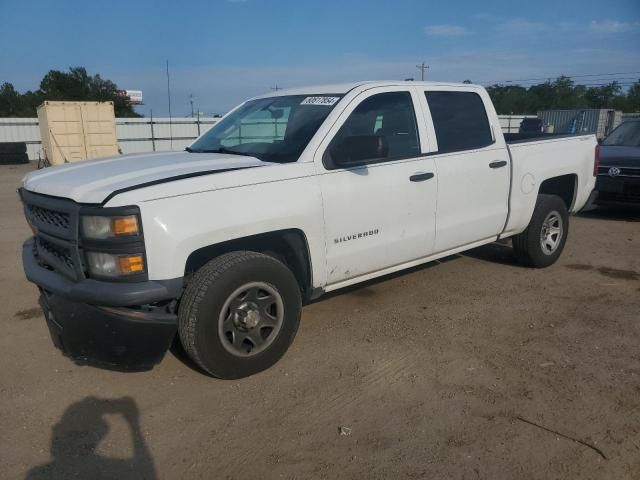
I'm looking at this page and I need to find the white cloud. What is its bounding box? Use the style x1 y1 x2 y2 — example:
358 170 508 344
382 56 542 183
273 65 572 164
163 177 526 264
424 24 470 37
589 20 640 33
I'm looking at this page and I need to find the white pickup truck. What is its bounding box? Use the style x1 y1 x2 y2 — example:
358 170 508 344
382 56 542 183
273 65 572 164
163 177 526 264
20 81 598 378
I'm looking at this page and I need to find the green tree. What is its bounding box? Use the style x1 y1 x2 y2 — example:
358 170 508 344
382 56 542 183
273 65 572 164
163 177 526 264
486 84 533 114
0 67 141 117
0 82 22 116
622 79 640 112
39 67 140 117
584 81 622 109
487 76 636 114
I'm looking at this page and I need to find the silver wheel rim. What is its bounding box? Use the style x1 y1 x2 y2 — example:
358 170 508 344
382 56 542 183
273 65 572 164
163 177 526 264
218 282 284 357
540 211 563 255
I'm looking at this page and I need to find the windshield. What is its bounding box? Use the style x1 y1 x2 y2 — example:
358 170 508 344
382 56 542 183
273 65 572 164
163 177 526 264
188 94 343 162
602 121 640 147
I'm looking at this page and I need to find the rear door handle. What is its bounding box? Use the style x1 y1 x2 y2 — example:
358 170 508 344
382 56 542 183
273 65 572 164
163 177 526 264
489 160 508 169
409 172 434 182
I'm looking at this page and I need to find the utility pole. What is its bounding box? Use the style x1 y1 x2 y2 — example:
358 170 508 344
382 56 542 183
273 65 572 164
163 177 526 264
166 60 173 150
416 62 429 81
189 94 195 118
271 85 282 92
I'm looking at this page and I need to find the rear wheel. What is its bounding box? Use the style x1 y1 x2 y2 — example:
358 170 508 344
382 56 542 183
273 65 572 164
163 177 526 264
178 251 302 379
512 194 569 268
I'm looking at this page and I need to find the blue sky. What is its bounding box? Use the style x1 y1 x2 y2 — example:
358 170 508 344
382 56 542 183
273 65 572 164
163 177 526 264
1 0 639 115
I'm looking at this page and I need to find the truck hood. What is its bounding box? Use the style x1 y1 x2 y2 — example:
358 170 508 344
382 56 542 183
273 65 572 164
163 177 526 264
22 151 269 204
599 145 640 167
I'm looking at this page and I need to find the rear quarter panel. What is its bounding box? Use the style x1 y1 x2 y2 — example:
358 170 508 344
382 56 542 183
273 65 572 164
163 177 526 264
503 135 597 237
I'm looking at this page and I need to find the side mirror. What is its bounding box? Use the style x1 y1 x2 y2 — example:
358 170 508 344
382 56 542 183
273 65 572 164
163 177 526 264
329 135 388 168
270 108 284 120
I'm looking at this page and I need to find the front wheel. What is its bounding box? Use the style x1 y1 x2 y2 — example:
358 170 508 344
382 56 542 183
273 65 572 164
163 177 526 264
512 194 569 268
178 251 302 379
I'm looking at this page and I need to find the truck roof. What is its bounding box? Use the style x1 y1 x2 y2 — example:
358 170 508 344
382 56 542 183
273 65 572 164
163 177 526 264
253 80 482 99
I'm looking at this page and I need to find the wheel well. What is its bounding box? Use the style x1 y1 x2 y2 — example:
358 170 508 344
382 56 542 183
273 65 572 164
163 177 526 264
538 174 576 210
184 229 313 298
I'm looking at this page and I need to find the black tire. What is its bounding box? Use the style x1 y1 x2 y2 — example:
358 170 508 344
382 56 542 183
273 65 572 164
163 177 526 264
178 251 302 379
0 153 29 165
0 142 27 154
512 194 569 268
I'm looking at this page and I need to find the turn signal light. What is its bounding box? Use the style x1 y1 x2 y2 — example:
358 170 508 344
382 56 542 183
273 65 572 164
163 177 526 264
113 216 139 236
118 254 145 274
86 252 146 278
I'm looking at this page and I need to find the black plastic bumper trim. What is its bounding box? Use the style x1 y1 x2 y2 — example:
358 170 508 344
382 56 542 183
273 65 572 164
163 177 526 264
40 293 177 371
23 238 183 307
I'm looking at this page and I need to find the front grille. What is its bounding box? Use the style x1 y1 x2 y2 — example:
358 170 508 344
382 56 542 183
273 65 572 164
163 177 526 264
598 166 640 178
20 189 82 280
27 205 70 231
36 237 75 270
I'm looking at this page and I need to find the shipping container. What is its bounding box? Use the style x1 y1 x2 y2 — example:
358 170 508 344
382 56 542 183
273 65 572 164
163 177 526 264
537 109 622 140
37 101 119 165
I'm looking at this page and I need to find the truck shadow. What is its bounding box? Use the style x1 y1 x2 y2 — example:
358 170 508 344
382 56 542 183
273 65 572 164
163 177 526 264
170 338 209 375
306 254 465 305
25 396 157 480
578 205 640 222
309 241 523 306
463 240 520 266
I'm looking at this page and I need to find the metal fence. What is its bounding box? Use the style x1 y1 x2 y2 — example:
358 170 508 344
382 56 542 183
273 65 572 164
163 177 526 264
497 115 537 134
0 116 220 161
1 114 536 161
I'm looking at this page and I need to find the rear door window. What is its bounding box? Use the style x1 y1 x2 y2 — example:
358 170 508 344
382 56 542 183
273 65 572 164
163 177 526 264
425 91 493 154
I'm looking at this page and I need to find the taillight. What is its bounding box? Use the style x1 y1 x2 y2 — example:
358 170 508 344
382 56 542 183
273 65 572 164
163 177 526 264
593 144 600 176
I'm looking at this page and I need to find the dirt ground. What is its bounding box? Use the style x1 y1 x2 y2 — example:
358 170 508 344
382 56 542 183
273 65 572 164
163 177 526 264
1 163 639 480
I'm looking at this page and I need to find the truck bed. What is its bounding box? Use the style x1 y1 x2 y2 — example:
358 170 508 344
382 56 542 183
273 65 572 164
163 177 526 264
501 133 597 237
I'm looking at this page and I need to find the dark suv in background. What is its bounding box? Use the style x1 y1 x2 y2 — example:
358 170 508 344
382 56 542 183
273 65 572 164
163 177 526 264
595 119 640 206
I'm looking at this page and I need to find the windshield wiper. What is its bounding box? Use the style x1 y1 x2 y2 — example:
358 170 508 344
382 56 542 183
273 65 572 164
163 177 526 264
197 147 258 158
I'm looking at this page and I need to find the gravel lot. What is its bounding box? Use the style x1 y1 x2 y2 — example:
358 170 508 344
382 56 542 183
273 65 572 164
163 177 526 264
1 163 639 480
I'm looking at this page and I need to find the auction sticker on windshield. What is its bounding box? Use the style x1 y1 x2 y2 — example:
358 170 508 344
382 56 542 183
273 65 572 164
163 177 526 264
300 96 340 106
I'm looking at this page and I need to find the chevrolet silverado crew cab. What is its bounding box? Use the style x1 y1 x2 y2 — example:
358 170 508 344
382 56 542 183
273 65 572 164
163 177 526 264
20 81 598 379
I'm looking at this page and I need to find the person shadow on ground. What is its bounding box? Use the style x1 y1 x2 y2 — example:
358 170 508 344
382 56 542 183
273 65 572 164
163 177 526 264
25 396 157 480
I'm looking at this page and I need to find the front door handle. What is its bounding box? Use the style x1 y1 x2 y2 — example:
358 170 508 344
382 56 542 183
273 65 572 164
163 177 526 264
410 172 434 182
489 160 508 169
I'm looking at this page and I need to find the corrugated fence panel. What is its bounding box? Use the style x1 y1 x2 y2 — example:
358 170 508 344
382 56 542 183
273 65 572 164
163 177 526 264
497 115 536 134
0 118 43 160
2 115 545 161
0 117 220 160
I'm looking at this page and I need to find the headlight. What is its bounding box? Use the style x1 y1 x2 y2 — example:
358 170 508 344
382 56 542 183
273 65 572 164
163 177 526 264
81 215 140 240
86 252 145 277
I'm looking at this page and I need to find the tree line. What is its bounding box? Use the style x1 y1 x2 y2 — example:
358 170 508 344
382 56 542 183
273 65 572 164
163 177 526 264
0 67 140 117
1 68 640 118
486 76 640 115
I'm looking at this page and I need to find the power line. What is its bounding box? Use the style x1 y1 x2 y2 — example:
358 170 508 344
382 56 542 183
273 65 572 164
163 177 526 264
502 77 640 85
482 71 640 85
489 81 637 88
